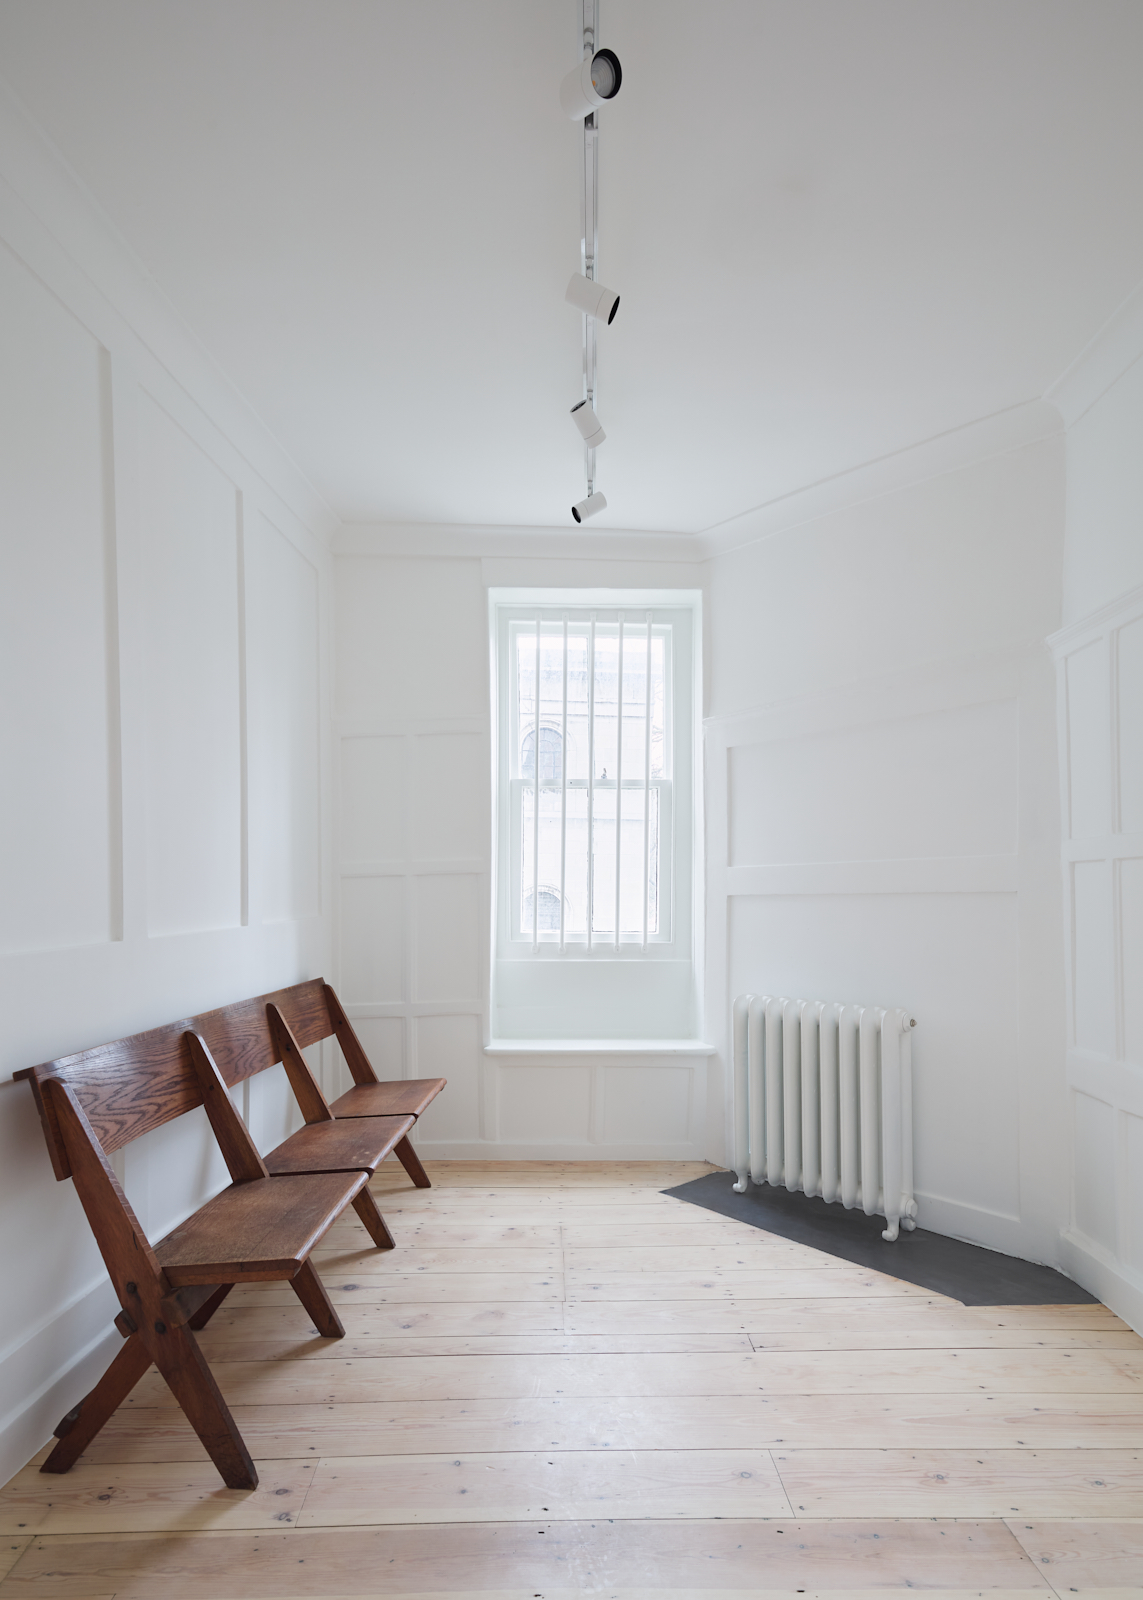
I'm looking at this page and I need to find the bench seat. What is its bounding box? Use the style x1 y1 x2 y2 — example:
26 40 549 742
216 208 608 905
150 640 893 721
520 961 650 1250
263 1114 415 1178
155 1170 368 1284
329 1076 447 1120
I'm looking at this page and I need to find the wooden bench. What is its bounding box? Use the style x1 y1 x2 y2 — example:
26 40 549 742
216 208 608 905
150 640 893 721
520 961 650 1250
16 978 447 1490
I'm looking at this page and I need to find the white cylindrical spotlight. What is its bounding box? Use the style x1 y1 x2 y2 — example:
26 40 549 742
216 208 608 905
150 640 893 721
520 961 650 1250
571 491 607 523
570 400 606 449
559 48 622 119
565 272 619 324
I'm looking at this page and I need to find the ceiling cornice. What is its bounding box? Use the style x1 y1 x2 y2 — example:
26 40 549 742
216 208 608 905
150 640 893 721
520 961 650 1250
333 522 703 563
1045 278 1143 430
695 399 1064 561
0 72 341 545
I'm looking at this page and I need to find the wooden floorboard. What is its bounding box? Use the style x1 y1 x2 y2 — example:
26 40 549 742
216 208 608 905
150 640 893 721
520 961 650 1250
0 1520 1058 1597
76 1392 1143 1462
2 1158 1140 1597
123 1347 1143 1406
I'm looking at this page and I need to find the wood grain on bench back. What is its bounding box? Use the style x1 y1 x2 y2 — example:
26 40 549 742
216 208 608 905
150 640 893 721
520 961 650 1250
17 979 333 1181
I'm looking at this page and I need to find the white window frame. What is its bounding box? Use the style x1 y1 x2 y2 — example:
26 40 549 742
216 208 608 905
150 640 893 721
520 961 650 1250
505 617 674 947
489 588 702 1042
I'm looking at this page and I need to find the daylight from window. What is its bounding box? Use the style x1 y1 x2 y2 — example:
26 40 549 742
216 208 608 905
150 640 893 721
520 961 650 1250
513 620 668 943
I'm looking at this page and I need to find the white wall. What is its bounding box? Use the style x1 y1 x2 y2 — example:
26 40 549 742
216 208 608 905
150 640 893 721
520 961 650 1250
1049 292 1143 1331
332 529 713 1158
0 89 336 1481
704 435 1069 1263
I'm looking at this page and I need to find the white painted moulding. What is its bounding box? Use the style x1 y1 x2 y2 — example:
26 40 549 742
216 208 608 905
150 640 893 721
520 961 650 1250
484 1039 716 1055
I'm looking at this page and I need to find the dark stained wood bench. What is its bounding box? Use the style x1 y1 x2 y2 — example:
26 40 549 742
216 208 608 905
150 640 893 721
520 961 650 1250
16 977 447 1490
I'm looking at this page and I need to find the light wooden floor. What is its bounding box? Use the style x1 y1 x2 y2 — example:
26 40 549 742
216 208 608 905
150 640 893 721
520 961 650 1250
2 1160 1142 1598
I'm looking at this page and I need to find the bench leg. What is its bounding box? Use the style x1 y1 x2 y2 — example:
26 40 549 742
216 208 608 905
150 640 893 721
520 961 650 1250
188 1283 234 1330
151 1321 259 1490
290 1259 345 1339
394 1133 431 1188
352 1186 396 1250
41 1332 152 1475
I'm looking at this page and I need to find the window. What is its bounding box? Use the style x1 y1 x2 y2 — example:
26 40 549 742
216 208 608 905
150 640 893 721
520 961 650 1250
490 590 701 1041
511 617 668 943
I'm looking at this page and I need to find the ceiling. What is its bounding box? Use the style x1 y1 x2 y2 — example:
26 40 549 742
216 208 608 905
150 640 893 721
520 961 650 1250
2 0 1142 533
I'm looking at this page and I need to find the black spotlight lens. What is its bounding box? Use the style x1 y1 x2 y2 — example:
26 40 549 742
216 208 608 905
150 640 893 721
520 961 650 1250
590 49 622 100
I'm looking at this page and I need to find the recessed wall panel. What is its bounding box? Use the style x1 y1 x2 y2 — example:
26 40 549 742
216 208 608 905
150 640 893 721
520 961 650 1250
248 517 320 921
0 250 113 953
138 394 242 936
340 875 405 1003
1073 861 1114 1057
414 874 481 1001
1066 642 1111 840
335 556 486 720
498 1065 591 1143
413 1015 481 1140
341 736 406 861
411 733 487 860
121 1107 232 1242
1125 1113 1143 1275
1118 619 1143 836
728 700 1017 866
346 1016 405 1082
1072 1091 1117 1254
1120 858 1143 1068
247 1062 301 1157
601 1064 692 1145
728 890 1020 1219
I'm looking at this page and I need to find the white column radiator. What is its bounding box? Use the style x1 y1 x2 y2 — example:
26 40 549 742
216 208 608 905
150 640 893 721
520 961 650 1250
731 996 918 1241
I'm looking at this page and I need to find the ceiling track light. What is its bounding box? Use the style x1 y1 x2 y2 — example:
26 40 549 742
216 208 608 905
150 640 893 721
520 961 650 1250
565 272 619 324
560 47 622 119
563 0 623 524
572 491 608 523
571 399 606 448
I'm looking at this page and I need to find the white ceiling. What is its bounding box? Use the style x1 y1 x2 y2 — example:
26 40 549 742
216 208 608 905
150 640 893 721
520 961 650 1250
2 0 1142 533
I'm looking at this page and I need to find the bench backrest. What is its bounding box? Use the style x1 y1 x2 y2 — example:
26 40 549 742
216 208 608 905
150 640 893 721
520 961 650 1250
17 978 351 1180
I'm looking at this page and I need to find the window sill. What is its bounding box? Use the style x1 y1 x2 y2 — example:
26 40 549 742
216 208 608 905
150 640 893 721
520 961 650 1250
484 1039 717 1056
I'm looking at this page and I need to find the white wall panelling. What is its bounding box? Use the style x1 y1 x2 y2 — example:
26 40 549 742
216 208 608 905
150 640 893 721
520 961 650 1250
246 515 322 925
475 1049 709 1160
707 670 1051 1253
332 547 708 1156
1050 583 1143 1331
705 439 1069 1265
0 244 117 956
1047 278 1143 1331
0 86 337 1483
334 716 492 1139
137 391 245 936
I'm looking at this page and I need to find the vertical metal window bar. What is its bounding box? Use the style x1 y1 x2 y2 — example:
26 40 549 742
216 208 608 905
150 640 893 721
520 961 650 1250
532 615 541 951
586 612 596 950
641 611 653 948
558 615 569 952
581 0 599 495
613 613 625 947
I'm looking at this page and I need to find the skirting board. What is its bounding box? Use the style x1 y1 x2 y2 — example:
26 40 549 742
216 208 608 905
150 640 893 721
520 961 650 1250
911 1189 1058 1266
1059 1228 1143 1335
0 1285 120 1490
413 1141 706 1161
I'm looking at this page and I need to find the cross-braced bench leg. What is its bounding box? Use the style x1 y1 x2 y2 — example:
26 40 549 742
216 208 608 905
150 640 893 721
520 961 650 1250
352 1186 396 1249
394 1134 431 1188
41 1332 152 1476
150 1318 259 1489
290 1258 345 1338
